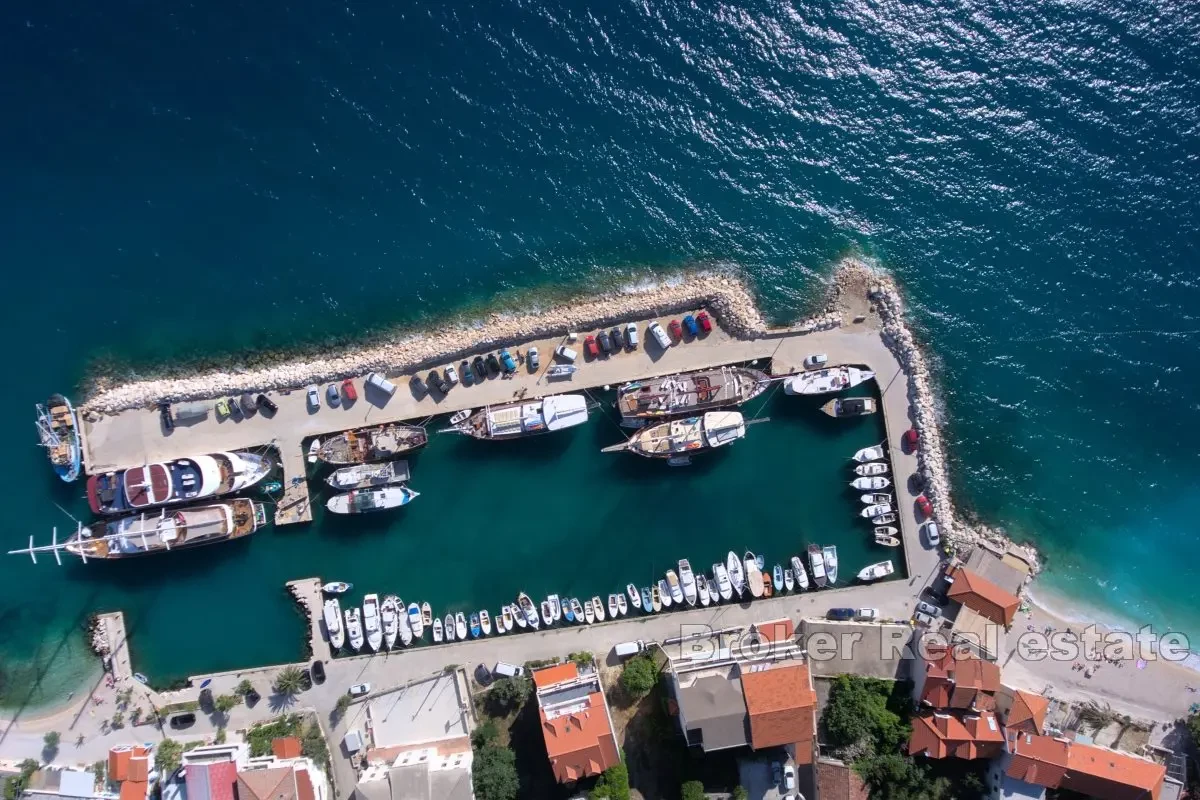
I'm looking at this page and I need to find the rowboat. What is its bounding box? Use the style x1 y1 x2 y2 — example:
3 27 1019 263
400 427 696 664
874 531 901 547
873 512 898 525
855 462 889 476
421 602 433 628
607 594 619 619
455 612 468 640
851 476 891 491
444 614 456 642
432 616 444 643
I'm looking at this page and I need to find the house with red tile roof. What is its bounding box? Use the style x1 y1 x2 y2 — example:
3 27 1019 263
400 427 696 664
946 565 1020 628
907 710 1005 761
1001 690 1049 735
913 641 1001 712
991 730 1168 800
531 662 620 784
740 663 817 764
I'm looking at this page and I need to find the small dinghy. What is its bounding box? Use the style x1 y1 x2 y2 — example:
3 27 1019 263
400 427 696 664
698 578 711 606
651 584 663 612
658 579 673 608
323 581 353 594
851 476 891 491
640 586 653 612
584 599 596 623
502 606 516 632
784 568 795 592
571 598 585 623
823 545 839 584
444 613 456 642
773 564 784 593
791 556 810 591
857 560 894 582
540 599 554 627
873 512 897 525
627 584 642 611
455 612 468 640
852 444 885 463
617 593 628 616
407 603 425 639
862 503 893 519
855 462 889 476
726 551 745 596
432 616 444 643
469 612 481 638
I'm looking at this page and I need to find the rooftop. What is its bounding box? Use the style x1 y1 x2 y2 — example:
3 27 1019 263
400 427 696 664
367 671 470 750
920 643 1001 710
532 662 578 689
816 759 869 800
673 665 750 752
185 760 238 800
947 565 1020 627
1005 732 1168 800
740 663 817 753
532 665 619 784
965 547 1030 597
272 738 302 760
236 767 297 800
908 711 1004 760
1005 690 1050 734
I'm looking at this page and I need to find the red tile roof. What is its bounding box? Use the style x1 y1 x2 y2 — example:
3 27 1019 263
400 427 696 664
237 767 298 800
1006 733 1166 800
119 781 147 800
740 664 817 751
908 711 1003 760
185 761 238 800
532 662 579 689
107 746 150 782
294 767 315 800
753 618 795 644
1006 690 1049 734
272 737 302 759
946 566 1020 627
920 644 1000 711
1006 732 1070 787
127 756 149 784
539 690 620 783
816 760 869 800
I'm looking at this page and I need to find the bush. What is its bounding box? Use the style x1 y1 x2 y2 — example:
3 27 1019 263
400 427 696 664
855 752 949 800
42 731 60 755
247 715 303 757
4 760 40 800
471 719 500 749
569 651 595 667
472 745 518 800
732 786 749 800
620 655 657 698
589 761 630 800
110 711 125 729
335 695 351 715
825 675 909 754
234 679 254 697
214 694 239 714
214 727 227 745
155 739 184 774
487 677 531 714
680 780 706 800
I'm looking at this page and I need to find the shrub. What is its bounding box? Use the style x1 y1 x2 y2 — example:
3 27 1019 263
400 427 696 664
680 780 706 800
214 694 239 714
214 727 227 745
732 786 749 800
335 695 351 715
487 677 531 714
589 761 630 800
155 739 184 774
110 711 125 729
569 651 595 667
234 679 254 697
471 719 500 749
4 760 40 800
620 655 656 698
825 675 909 754
472 745 518 800
43 731 60 750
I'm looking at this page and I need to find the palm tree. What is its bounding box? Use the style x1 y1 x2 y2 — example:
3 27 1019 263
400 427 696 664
272 667 306 697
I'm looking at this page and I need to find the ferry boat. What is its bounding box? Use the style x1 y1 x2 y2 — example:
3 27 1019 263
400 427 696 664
616 365 770 420
606 411 748 463
317 424 428 464
857 560 894 582
35 394 82 482
325 460 410 491
441 395 589 440
808 544 827 588
87 451 272 515
784 366 875 396
323 598 345 650
822 397 877 418
326 486 419 514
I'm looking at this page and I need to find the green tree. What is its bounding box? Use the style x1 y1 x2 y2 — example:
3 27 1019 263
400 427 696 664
680 780 706 800
110 711 125 729
825 675 908 754
272 667 306 697
42 731 61 758
234 679 254 697
732 787 749 800
130 707 143 726
335 694 351 717
855 752 950 800
4 759 40 800
89 761 106 785
619 655 657 698
214 727 227 745
486 677 531 714
471 746 518 800
155 739 184 774
471 719 499 749
214 694 238 715
589 762 630 800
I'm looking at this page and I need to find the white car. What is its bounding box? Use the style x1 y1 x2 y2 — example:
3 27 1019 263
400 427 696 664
306 385 320 410
625 322 639 349
855 608 878 622
648 321 671 349
916 601 941 617
348 683 371 697
783 765 796 791
443 364 459 385
924 522 941 546
804 353 828 369
914 611 936 627
555 345 578 363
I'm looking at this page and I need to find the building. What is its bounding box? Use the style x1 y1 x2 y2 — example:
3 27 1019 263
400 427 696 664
989 731 1169 800
815 758 869 800
998 689 1049 736
908 711 1005 760
19 767 115 800
531 662 620 783
946 565 1020 628
912 642 1001 712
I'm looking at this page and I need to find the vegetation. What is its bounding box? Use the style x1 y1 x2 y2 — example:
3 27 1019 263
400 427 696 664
214 694 239 715
525 657 558 670
110 711 125 729
158 700 200 716
471 719 500 750
89 761 106 784
42 731 60 757
234 679 254 697
471 743 518 800
117 687 134 705
619 655 657 698
486 676 532 715
4 759 40 800
215 727 227 745
130 707 143 726
155 739 184 774
589 761 630 800
680 780 706 800
247 714 304 757
732 786 749 800
569 651 595 667
335 694 351 715
272 667 306 697
824 675 909 756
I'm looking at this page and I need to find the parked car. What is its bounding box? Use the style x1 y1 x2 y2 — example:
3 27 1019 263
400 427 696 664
804 353 828 369
597 330 613 354
613 640 645 658
460 360 474 387
584 335 599 358
493 661 525 678
855 608 879 621
783 765 796 791
428 369 450 394
365 372 395 396
475 663 494 687
410 373 428 395
527 347 540 370
826 607 857 621
771 762 783 785
472 356 488 381
915 601 941 617
349 683 371 697
914 611 937 627
610 327 624 350
499 349 517 373
924 521 940 546
311 660 326 684
256 394 278 414
306 385 320 410
169 712 196 729
325 384 340 407
444 364 459 386
158 402 175 432
555 345 578 362
648 321 671 349
485 353 501 376
668 319 683 340
227 398 244 420
916 494 933 518
341 378 358 402
696 310 712 333
624 322 639 349
682 314 698 337
215 398 231 419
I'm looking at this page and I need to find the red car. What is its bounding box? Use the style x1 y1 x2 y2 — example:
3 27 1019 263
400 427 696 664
584 335 599 358
696 310 712 333
669 319 683 340
916 494 933 518
341 379 358 402
904 428 919 448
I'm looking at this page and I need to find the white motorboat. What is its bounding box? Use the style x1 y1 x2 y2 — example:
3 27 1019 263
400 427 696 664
784 365 875 396
822 397 877 417
344 606 364 651
791 556 810 591
422 602 432 629
455 612 468 640
432 616 444 643
744 552 764 598
617 593 628 616
511 603 528 629
784 568 795 592
584 599 596 623
852 444 886 463
518 593 540 629
627 583 642 610
851 476 891 491
322 581 352 594
658 579 673 608
607 594 619 618
480 609 492 636
651 584 663 612
772 564 784 593
823 546 839 584
323 599 345 649
857 560 895 582
861 503 892 519
698 577 711 606
571 598 585 623
855 462 889 477
307 438 321 464
678 559 697 606
873 512 898 525
640 586 653 612
503 605 516 632
665 570 686 605
444 613 456 642
874 531 901 547
494 609 508 634
861 492 894 505
545 364 578 379
381 595 400 649
326 460 410 491
808 544 827 588
540 599 554 627
707 575 724 604
725 551 746 596
326 485 420 514
593 595 606 621
398 604 413 647
713 563 734 601
407 603 424 639
875 525 899 537
548 594 562 623
363 594 383 652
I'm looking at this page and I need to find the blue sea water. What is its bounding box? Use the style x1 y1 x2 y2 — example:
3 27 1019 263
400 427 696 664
2 0 1199 706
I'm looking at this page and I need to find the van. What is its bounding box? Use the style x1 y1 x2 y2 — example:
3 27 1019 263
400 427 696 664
492 661 526 679
613 640 645 659
366 372 397 396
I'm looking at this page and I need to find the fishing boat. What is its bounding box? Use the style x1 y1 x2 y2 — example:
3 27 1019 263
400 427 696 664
616 366 771 419
432 617 444 643
381 595 400 649
571 598 585 623
398 605 413 646
874 531 901 547
808 544 828 588
593 595 606 621
821 397 877 418
605 594 618 618
861 503 892 519
502 606 515 632
444 613 456 642
584 599 596 623
784 568 795 592
698 578 711 606
860 492 893 505
325 460 411 491
455 612 468 640
517 593 540 629
362 594 382 652
857 560 895 582
442 395 590 439
326 486 419 514
707 564 730 601
36 395 83 482
421 602 432 628
563 602 575 624
322 581 352 594
344 607 364 651
851 476 891 491
823 546 839 584
307 439 321 464
744 552 765 598
540 599 554 627
725 551 746 596
855 462 889 477
512 603 528 629
665 570 685 605
407 603 425 639
548 595 562 623
607 411 748 463
678 560 697 606
873 512 898 526
617 593 628 616
875 525 900 538
469 612 481 638
772 565 784 593
323 599 345 650
87 451 273 515
852 444 886 463
651 584 663 612
791 556 810 591
709 576 723 604
627 584 642 611
317 424 428 464
784 366 875 396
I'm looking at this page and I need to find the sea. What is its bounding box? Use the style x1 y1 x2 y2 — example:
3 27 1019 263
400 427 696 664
2 0 1198 711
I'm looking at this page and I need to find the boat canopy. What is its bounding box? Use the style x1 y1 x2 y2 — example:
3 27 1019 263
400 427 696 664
540 395 589 431
486 394 588 435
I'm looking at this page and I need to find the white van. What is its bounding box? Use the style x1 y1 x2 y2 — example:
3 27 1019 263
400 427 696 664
493 661 526 679
366 372 397 396
648 322 671 349
613 640 645 659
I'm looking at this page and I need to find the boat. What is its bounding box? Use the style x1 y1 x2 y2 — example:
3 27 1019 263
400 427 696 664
455 612 468 640
325 460 411 491
678 560 697 606
546 364 578 379
421 602 432 628
58 498 267 560
344 607 364 651
326 486 419 514
35 394 82 482
381 595 400 649
617 593 628 616
823 546 839 584
540 599 554 627
607 594 619 618
407 603 425 639
744 552 764 598
398 604 413 646
502 606 515 632
517 593 540 629
323 599 345 650
593 596 606 621
612 411 747 461
855 462 889 477
861 492 893 505
762 576 773 597
713 564 734 601
322 581 352 594
725 551 746 596
875 525 899 537
808 544 827 588
772 565 784 592
874 531 901 547
708 576 723 604
852 444 886 463
784 366 875 396
133 672 149 686
563 602 575 624
616 366 771 419
548 595 562 623
469 612 481 638
791 556 809 591
442 395 590 439
584 599 596 623
571 598 585 623
651 584 663 612
87 451 274 515
432 617 444 643
362 595 382 652
755 553 765 570
873 512 898 526
858 560 895 582
821 397 878 418
665 570 685 605
627 584 642 611
784 568 795 592
698 578 711 606
861 503 892 519
512 603 528 629
317 424 428 464
307 439 321 464
851 476 891 491
444 613 456 642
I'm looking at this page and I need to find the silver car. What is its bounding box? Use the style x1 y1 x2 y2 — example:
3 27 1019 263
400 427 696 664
914 611 937 627
624 322 639 349
916 601 941 617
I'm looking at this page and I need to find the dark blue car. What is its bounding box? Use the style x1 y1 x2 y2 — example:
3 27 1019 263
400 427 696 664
682 314 699 337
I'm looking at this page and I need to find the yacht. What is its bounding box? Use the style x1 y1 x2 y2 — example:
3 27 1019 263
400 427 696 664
381 595 400 649
442 395 590 439
616 366 770 419
323 599 345 650
87 451 273 515
344 606 364 651
362 594 383 652
784 366 875 396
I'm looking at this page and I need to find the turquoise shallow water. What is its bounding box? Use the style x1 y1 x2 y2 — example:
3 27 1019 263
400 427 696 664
2 0 1199 707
